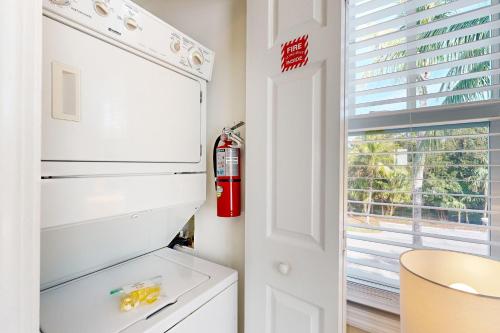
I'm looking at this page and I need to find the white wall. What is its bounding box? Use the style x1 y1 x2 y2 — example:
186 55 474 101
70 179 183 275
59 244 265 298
0 0 41 331
132 1 246 331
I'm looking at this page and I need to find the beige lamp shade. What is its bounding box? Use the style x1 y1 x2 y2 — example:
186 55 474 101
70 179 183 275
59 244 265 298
400 249 500 333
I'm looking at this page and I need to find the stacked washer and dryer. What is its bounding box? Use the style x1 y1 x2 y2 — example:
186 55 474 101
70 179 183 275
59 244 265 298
40 1 237 332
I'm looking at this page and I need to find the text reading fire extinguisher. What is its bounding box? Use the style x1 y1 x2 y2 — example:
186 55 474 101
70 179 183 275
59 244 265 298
213 122 245 217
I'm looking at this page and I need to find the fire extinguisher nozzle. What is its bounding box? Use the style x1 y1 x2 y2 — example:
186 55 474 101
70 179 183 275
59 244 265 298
230 121 245 131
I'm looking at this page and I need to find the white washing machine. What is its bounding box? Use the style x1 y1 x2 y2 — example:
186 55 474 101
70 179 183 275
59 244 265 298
40 1 237 332
40 248 237 333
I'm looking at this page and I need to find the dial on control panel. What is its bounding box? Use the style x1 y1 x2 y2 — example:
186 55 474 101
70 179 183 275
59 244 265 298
170 39 181 53
50 0 70 5
94 1 109 16
189 50 204 67
124 17 138 31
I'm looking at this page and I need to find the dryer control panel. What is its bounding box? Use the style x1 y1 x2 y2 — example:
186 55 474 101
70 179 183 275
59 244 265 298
43 0 214 81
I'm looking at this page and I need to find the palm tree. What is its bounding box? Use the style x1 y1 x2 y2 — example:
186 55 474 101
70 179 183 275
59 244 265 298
439 15 492 104
358 1 494 244
379 167 412 216
349 138 396 223
409 2 492 243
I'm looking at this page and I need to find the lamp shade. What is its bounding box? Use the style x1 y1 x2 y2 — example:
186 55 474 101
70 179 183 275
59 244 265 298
400 250 500 333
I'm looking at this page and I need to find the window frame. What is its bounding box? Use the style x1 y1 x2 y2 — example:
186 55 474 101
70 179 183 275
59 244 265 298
344 0 500 314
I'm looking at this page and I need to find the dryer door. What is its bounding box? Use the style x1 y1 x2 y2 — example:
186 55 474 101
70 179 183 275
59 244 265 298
42 16 202 163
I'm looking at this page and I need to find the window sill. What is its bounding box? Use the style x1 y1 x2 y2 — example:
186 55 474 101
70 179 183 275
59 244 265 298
347 280 400 333
347 302 400 333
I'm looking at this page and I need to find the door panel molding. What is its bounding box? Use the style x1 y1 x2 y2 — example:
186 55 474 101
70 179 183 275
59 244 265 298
268 0 327 48
266 285 323 333
266 62 327 251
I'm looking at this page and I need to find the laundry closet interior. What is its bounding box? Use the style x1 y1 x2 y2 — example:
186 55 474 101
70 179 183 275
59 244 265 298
4 0 350 332
39 0 245 332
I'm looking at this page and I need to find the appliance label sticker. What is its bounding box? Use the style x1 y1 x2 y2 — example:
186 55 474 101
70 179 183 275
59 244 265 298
281 35 309 72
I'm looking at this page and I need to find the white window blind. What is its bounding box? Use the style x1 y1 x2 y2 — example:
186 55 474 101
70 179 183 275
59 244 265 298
347 123 500 290
348 0 500 117
346 0 500 293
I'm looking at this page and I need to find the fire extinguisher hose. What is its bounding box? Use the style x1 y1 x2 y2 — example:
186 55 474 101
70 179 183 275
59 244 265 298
213 134 222 190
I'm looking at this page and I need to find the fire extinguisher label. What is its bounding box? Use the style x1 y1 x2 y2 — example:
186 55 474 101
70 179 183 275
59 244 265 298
216 148 239 177
225 148 239 177
216 149 226 176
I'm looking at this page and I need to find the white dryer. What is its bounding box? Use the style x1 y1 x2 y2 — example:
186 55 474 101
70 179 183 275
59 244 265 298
40 1 236 332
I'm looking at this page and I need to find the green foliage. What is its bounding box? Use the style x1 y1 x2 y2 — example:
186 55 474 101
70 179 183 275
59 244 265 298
348 124 489 225
369 1 495 104
351 2 495 225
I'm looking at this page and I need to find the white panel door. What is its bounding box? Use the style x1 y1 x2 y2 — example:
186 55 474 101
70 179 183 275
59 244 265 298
42 16 202 163
245 0 345 333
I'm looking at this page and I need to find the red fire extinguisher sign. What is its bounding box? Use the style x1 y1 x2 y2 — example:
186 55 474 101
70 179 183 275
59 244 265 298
281 34 309 72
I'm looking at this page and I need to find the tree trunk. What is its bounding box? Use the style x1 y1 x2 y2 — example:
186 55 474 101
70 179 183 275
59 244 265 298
412 138 426 247
411 76 429 247
366 179 373 224
484 181 489 221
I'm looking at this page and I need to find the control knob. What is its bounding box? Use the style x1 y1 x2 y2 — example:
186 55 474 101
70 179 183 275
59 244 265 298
94 1 110 16
170 39 181 53
50 0 70 5
124 17 138 31
189 50 204 67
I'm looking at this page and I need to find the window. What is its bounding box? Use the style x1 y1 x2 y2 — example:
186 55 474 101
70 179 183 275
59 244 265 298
346 0 500 310
347 123 494 289
348 0 500 116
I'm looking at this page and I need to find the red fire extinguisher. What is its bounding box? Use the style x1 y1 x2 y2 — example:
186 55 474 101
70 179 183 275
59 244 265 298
213 122 245 217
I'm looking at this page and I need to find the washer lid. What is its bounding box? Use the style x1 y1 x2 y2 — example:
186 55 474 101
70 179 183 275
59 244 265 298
40 253 209 333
